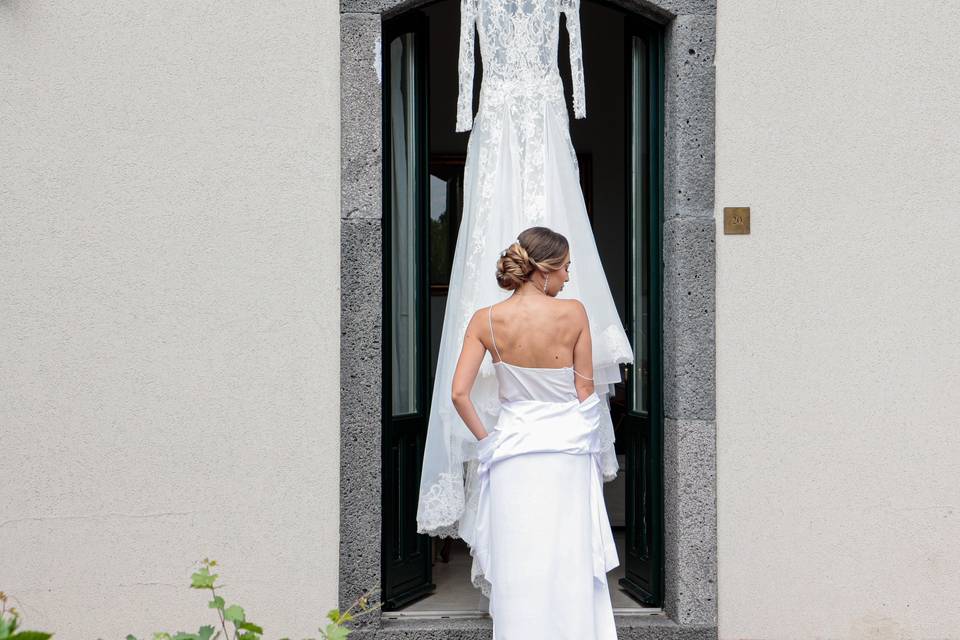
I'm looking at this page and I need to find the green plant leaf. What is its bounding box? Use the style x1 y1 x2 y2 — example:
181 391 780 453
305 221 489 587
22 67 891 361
223 605 245 624
126 636 139 640
190 567 218 590
207 596 225 610
8 633 54 640
236 622 262 634
196 627 215 640
0 614 19 637
323 623 350 640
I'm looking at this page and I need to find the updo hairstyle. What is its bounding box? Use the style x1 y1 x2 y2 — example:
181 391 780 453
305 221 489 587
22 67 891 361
495 226 570 291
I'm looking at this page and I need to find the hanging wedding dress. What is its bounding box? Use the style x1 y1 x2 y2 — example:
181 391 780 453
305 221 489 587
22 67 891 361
416 0 633 588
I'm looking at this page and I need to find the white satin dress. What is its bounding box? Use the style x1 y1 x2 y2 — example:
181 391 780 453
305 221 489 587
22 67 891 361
460 304 620 639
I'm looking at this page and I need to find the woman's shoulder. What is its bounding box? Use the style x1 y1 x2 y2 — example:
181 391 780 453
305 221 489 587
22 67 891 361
465 304 499 330
525 298 588 328
466 306 489 326
554 297 588 320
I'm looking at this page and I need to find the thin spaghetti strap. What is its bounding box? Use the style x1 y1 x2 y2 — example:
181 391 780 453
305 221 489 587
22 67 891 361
488 304 502 362
573 368 593 380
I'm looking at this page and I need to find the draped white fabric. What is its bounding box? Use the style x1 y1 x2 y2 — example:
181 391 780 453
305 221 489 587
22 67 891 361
461 364 619 638
416 0 634 539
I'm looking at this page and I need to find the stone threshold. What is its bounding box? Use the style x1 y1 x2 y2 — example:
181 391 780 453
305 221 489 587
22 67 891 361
349 612 717 639
383 606 664 620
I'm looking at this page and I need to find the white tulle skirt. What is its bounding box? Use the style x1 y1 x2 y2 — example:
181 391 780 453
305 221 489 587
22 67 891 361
416 74 634 539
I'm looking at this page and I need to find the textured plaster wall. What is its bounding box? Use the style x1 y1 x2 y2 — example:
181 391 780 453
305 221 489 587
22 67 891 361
715 1 960 638
0 1 340 637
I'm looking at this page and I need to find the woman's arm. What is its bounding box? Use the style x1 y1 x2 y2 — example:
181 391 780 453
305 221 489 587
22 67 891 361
451 309 490 441
571 300 595 402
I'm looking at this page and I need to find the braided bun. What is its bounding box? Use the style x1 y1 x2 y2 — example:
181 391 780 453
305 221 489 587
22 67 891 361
494 226 570 291
496 242 538 291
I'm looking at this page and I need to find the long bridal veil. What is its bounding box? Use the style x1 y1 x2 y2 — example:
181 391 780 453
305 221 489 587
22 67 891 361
415 103 634 540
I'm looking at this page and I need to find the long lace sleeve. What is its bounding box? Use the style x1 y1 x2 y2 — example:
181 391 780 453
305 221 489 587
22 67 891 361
456 0 478 132
561 0 586 119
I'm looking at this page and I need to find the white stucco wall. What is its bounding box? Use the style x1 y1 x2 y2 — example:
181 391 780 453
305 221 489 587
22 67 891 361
0 2 340 637
716 1 960 638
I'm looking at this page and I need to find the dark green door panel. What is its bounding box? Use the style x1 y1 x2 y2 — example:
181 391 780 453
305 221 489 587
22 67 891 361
381 11 435 610
620 14 665 607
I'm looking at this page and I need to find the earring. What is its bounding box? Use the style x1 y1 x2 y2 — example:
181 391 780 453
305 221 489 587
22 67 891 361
543 273 549 294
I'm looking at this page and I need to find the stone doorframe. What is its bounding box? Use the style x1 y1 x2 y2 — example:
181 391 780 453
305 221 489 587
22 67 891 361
340 0 716 637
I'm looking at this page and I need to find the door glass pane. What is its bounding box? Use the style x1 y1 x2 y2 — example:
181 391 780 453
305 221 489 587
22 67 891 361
390 33 419 416
630 35 649 415
428 157 465 288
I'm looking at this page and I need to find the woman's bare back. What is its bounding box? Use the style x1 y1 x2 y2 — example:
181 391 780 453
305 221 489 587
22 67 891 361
481 296 586 369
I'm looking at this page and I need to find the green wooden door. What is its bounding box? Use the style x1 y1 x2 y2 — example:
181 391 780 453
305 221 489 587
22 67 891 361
619 15 665 607
381 11 435 610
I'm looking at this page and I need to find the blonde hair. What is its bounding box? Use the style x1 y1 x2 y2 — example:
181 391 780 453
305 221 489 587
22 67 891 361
495 226 570 291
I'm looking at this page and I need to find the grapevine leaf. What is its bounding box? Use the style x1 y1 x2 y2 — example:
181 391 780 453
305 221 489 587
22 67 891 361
223 605 245 624
190 567 218 590
324 624 351 640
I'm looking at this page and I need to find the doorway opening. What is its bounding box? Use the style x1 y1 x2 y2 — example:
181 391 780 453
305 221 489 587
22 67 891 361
382 0 665 615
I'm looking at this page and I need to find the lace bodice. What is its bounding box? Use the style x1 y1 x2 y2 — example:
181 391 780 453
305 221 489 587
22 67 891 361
457 0 586 132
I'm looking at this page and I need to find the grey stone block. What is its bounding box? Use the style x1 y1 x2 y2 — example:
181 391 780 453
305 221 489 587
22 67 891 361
663 217 716 421
658 0 717 16
347 615 716 639
617 618 717 640
664 14 716 219
348 617 492 640
343 0 715 22
342 0 424 18
340 219 384 618
607 0 717 20
662 418 717 626
342 13 383 219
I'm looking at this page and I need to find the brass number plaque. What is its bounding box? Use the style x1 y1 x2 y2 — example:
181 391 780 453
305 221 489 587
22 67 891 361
724 207 750 234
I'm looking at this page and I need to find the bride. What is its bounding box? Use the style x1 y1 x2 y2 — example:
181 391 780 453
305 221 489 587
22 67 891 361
451 226 619 639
